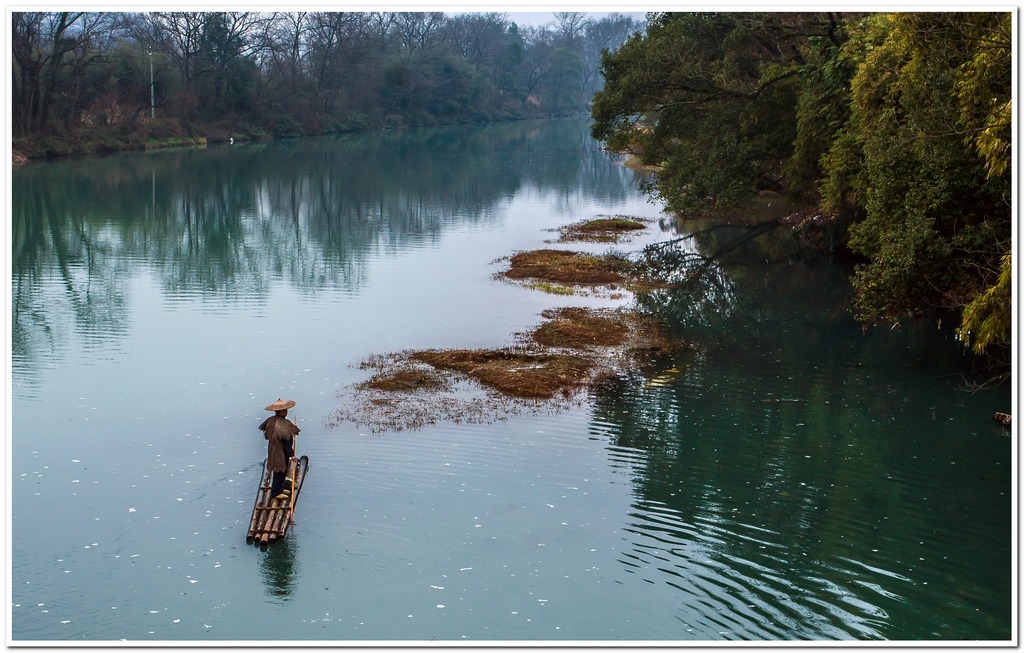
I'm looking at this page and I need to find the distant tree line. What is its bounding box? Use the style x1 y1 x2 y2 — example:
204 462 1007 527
11 11 644 154
592 12 1012 366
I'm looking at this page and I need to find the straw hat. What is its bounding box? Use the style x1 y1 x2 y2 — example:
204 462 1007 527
265 398 296 412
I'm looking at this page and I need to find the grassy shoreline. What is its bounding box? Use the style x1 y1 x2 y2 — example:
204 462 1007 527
11 117 276 164
11 112 574 165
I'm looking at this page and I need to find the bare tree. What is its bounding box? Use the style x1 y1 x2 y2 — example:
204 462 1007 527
150 12 206 89
12 12 120 134
553 11 589 48
394 12 449 51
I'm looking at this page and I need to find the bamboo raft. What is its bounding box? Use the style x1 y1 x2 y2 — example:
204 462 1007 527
246 455 310 546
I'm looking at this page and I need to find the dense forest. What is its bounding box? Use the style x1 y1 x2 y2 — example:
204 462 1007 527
11 11 643 156
592 12 1012 369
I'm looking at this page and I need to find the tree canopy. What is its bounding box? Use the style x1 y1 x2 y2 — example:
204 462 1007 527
591 11 1012 361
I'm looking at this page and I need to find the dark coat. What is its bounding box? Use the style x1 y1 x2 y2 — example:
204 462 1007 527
259 414 299 472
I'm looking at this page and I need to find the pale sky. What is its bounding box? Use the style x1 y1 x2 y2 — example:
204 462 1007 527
505 10 646 27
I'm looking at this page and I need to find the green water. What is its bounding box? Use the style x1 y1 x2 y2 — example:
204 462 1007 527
9 119 1013 642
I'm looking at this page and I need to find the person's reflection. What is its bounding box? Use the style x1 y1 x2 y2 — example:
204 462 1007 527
259 537 298 600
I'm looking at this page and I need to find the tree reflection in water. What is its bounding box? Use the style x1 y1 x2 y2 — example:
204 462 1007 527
630 218 790 343
12 119 636 378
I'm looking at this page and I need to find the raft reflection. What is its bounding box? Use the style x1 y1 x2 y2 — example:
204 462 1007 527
259 537 299 602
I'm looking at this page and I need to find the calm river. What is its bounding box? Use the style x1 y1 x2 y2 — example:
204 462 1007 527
10 118 1013 643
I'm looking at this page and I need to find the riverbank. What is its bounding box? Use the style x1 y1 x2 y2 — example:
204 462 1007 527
12 111 581 165
11 117 268 164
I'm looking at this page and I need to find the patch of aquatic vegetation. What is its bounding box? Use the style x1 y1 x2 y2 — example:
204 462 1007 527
333 227 696 433
501 248 630 285
331 307 688 433
553 216 650 243
411 348 595 400
531 307 629 348
497 247 675 297
329 350 585 433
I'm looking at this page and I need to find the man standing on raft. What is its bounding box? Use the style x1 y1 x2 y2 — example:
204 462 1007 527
260 399 300 500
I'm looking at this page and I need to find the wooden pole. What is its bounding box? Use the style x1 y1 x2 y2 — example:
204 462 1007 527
289 412 297 525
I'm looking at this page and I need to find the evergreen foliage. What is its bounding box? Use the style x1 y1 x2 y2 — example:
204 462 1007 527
591 11 1012 360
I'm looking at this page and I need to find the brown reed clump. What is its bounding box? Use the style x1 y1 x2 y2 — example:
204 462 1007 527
331 290 690 432
358 368 449 393
557 217 648 243
531 307 629 348
502 249 628 285
410 348 594 400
